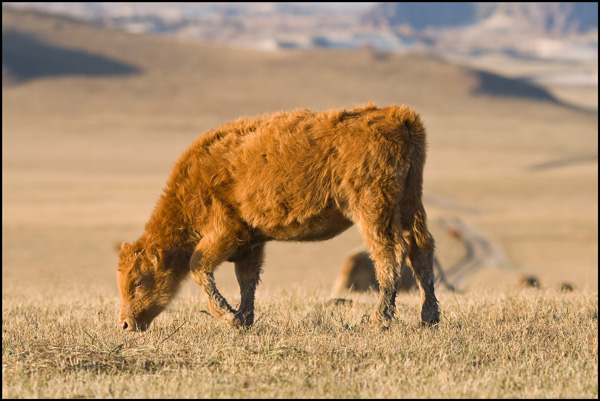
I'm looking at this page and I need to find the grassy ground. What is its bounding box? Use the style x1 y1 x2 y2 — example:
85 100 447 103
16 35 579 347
2 286 597 398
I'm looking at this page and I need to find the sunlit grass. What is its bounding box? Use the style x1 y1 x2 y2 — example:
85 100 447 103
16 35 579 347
2 286 597 398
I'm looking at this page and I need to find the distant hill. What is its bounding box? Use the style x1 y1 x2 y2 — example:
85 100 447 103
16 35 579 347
2 30 139 83
361 2 598 34
361 3 477 30
2 7 568 135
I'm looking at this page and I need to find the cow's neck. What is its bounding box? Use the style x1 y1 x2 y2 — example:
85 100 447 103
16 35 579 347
143 190 194 265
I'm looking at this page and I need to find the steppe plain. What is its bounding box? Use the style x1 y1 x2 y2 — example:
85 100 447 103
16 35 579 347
2 8 598 398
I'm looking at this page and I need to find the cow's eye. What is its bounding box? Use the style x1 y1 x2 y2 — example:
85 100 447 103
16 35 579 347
134 281 143 287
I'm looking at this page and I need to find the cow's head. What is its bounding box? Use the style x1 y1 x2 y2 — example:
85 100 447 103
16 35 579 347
117 239 181 331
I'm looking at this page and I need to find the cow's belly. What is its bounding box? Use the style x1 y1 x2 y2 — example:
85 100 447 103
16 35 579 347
258 205 354 242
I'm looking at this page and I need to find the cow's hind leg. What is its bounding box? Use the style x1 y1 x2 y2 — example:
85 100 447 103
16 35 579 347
405 234 440 325
234 243 265 328
190 235 244 328
356 211 407 329
370 241 405 329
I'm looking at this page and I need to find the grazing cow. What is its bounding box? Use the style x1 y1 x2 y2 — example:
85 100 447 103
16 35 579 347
332 249 417 294
518 275 541 289
117 103 439 331
559 282 574 292
332 249 456 295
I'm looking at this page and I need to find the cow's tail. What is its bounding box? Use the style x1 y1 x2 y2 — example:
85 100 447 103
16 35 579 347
398 106 434 250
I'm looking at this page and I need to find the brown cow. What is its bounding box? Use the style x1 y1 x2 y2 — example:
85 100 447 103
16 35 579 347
332 249 457 295
117 103 439 331
332 249 417 294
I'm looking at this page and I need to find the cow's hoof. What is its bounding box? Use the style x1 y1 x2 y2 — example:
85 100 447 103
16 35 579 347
242 313 254 329
219 311 245 328
370 321 392 331
228 312 244 329
369 312 392 331
420 310 440 327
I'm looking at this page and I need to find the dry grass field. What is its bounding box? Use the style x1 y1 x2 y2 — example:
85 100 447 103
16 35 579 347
2 8 598 398
2 287 597 398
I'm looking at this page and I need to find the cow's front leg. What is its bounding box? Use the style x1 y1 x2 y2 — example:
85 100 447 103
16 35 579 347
190 236 244 328
234 243 265 328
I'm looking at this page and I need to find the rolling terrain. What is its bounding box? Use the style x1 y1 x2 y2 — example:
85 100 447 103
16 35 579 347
3 8 596 296
2 8 597 398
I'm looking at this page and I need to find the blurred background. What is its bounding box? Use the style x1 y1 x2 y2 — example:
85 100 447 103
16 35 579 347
2 3 597 300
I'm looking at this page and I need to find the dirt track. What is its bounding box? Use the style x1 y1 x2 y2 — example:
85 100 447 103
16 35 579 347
436 217 513 291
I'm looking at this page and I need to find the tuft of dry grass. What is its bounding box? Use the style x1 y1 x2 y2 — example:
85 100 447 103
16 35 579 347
2 286 597 398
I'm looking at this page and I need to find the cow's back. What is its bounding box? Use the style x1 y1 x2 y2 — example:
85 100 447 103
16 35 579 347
166 103 420 241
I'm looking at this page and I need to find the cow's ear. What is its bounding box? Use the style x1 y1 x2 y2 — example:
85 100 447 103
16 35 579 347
148 247 161 267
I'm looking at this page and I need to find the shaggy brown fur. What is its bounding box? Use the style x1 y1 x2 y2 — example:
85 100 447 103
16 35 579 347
117 103 439 331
